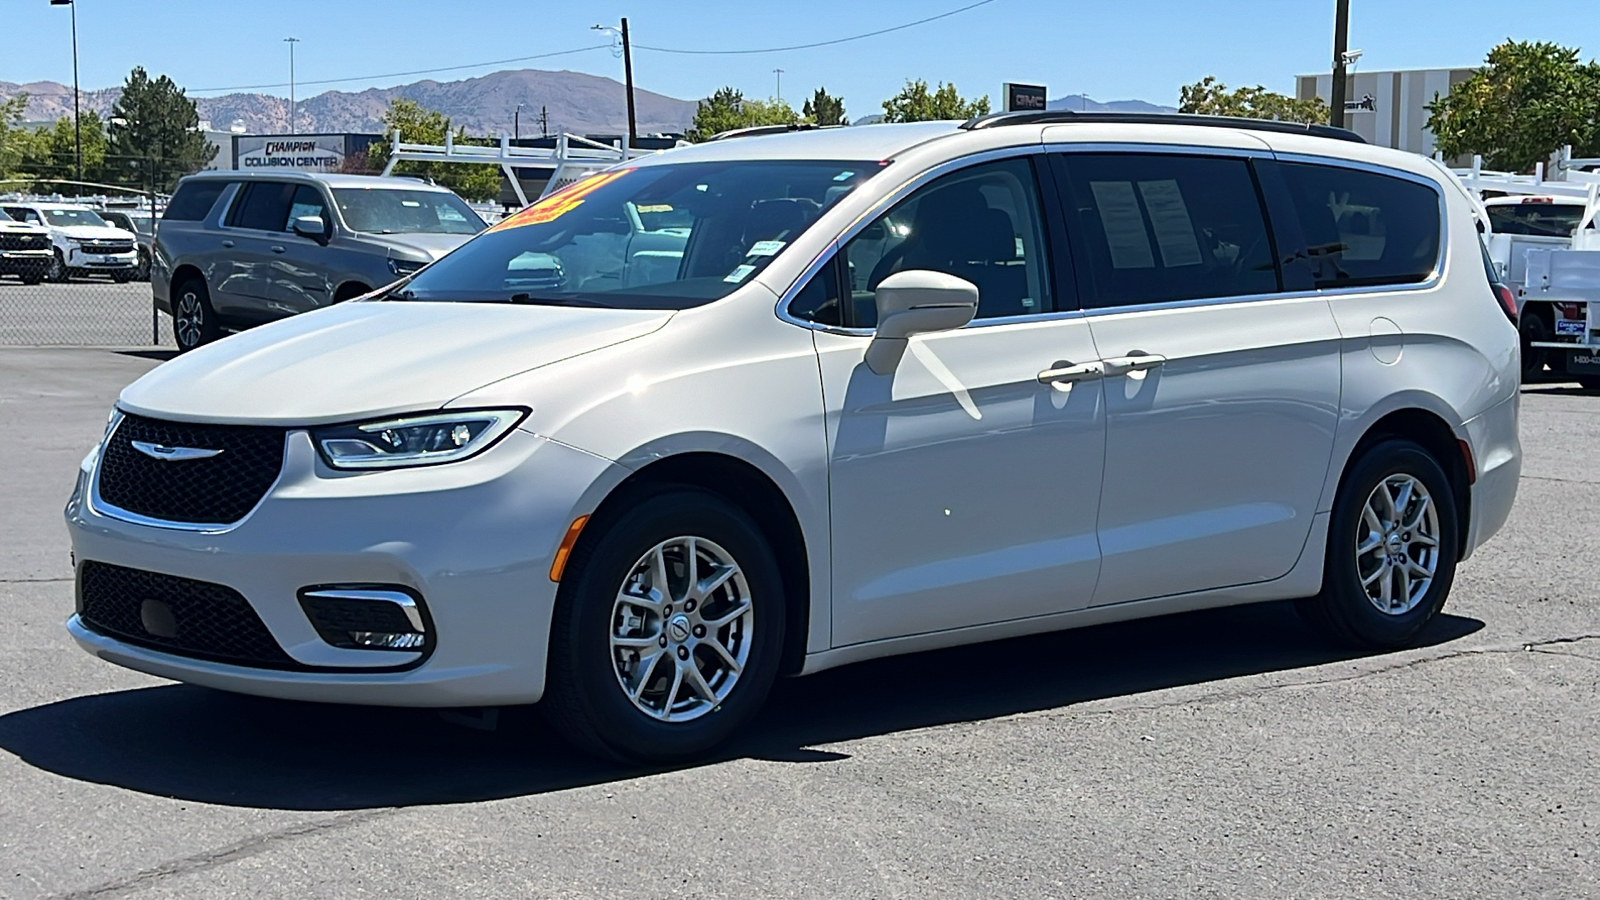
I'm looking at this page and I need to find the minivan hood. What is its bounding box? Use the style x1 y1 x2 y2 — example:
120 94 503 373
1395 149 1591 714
364 232 476 260
119 301 673 425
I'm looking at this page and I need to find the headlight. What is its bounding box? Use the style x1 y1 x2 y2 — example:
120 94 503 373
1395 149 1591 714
387 258 427 277
311 409 526 470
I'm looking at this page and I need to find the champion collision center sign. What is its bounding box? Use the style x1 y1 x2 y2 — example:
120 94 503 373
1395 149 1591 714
235 135 345 171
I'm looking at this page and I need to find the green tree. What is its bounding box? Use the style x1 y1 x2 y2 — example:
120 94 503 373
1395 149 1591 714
880 80 990 123
366 99 501 201
106 67 217 191
1426 40 1600 172
0 93 31 179
19 109 109 185
1178 76 1329 125
803 87 847 126
687 87 802 141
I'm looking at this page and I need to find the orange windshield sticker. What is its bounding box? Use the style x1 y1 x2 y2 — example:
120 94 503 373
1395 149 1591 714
490 169 632 231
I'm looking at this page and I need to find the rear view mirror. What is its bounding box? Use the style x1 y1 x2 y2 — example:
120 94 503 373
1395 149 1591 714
292 215 328 243
865 269 979 374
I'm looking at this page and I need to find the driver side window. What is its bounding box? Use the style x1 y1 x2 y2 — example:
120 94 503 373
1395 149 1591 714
840 157 1053 328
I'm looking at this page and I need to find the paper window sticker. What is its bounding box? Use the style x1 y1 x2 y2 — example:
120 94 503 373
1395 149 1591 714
1089 181 1155 270
1137 179 1203 268
747 240 786 257
724 264 757 283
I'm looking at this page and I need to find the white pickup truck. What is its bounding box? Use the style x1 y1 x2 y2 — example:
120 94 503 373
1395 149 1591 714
1454 150 1600 386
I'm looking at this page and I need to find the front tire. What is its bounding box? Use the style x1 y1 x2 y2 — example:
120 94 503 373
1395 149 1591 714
1297 439 1459 649
171 278 221 352
544 489 786 763
45 249 67 283
110 268 136 283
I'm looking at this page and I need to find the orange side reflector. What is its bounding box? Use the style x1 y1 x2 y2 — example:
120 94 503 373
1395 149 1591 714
549 515 589 582
1458 440 1478 485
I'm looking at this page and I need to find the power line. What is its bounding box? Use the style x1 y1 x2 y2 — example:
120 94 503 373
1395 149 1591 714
185 1 1004 97
189 44 612 95
634 0 1001 55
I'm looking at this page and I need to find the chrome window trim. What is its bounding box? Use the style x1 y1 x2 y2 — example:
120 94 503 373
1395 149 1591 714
775 141 1452 336
85 410 289 535
774 144 1048 336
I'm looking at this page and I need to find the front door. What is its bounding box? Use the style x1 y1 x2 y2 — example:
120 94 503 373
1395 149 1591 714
1049 150 1342 605
808 156 1110 647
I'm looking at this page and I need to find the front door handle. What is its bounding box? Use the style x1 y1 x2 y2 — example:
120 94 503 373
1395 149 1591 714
270 245 286 254
1037 361 1105 387
220 240 234 248
1101 353 1167 375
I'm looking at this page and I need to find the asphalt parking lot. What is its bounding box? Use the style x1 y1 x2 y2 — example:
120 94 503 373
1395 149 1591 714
1 347 1596 899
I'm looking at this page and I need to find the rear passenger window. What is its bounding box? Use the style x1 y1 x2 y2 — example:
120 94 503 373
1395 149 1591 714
163 181 232 222
1279 162 1441 289
226 182 296 232
1056 153 1279 308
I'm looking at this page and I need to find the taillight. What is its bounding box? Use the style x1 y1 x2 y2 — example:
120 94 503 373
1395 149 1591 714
1494 284 1518 324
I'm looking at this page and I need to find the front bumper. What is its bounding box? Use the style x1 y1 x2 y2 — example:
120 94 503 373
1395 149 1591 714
0 249 51 270
65 247 137 270
65 426 619 707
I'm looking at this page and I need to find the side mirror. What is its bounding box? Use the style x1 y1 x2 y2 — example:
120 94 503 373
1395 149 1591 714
292 215 328 243
865 269 979 375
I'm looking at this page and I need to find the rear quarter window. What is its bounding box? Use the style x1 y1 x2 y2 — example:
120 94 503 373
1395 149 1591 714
1279 162 1442 289
164 181 233 222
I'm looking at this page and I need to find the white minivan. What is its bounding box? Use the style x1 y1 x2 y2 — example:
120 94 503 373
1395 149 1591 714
65 113 1522 761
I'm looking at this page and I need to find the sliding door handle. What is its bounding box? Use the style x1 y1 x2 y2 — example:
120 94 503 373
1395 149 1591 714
1101 353 1167 375
1037 361 1105 387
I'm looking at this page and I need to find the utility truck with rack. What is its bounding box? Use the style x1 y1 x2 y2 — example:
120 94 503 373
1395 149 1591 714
1452 148 1600 386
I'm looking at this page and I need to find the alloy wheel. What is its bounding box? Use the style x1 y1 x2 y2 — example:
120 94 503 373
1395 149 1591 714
1355 473 1441 615
609 535 753 723
175 290 205 349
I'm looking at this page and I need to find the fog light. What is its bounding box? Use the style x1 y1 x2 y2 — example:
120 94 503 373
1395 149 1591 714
299 587 430 653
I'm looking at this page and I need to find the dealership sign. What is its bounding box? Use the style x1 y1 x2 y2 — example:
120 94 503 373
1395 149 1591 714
235 135 346 171
1003 83 1048 113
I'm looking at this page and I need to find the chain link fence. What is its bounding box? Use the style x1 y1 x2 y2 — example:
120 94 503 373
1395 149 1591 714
1 175 172 347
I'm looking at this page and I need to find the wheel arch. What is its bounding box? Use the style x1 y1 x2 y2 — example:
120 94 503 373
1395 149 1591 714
334 281 374 303
169 263 206 293
567 451 813 677
1336 406 1472 556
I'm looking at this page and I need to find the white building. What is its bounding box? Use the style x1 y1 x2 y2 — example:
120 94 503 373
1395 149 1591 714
1296 67 1477 157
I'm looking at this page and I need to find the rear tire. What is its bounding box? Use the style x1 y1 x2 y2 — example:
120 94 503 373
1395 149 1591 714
171 278 221 352
1519 311 1550 382
1296 439 1459 649
544 489 786 763
1575 376 1600 392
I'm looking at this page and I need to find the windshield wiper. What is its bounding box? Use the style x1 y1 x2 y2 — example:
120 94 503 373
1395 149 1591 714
507 293 609 308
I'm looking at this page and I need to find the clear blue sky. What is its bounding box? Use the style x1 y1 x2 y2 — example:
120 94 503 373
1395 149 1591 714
9 0 1600 113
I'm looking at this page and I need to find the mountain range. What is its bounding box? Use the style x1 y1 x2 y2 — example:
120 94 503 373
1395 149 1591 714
2 70 1173 137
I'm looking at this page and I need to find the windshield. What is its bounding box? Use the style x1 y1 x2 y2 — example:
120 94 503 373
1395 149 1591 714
394 159 879 310
42 208 110 228
333 188 486 235
1487 203 1592 237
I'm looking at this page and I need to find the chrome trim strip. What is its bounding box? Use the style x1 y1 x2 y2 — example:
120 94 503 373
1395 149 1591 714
130 440 224 462
301 588 426 632
86 410 289 535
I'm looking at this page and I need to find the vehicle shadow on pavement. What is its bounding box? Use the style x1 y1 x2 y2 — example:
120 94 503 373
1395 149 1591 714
0 601 1482 811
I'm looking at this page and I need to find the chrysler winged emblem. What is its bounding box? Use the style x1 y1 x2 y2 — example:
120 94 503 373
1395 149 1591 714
130 441 224 462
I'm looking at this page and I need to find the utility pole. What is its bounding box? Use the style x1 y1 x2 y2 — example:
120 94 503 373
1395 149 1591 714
285 37 300 134
49 0 82 188
774 68 784 103
514 102 523 141
1329 0 1350 129
539 105 550 137
593 19 638 149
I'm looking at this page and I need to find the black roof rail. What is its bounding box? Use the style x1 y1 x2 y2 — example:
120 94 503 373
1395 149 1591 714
959 110 1366 144
708 123 847 142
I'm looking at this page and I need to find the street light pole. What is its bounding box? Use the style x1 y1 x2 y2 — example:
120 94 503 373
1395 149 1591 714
592 19 637 149
284 36 300 134
1330 0 1351 129
515 102 523 141
49 0 81 187
774 68 784 103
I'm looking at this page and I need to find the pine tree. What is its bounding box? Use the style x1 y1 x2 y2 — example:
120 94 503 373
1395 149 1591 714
106 67 216 191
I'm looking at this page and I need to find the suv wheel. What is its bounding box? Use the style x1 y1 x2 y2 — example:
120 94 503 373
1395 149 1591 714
45 249 67 283
172 278 221 352
1519 311 1550 382
544 489 786 762
1296 439 1459 649
110 268 136 284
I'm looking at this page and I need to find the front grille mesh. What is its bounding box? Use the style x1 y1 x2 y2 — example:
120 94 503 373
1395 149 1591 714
0 233 49 250
97 414 286 525
77 561 295 667
80 240 136 254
